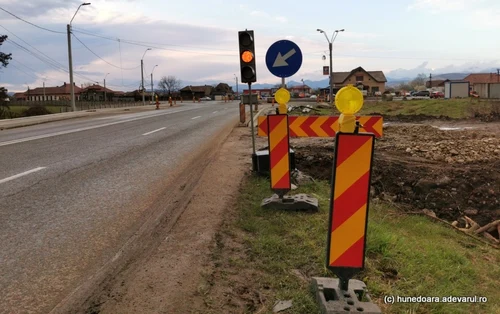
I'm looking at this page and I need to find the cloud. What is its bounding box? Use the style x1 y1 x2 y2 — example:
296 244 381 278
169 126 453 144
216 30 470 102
250 10 270 18
0 0 81 18
407 0 468 12
275 16 287 23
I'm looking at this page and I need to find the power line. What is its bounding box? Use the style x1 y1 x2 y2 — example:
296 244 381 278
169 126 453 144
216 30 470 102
0 24 68 71
5 37 98 83
72 27 236 52
8 62 39 80
0 6 65 34
72 33 140 70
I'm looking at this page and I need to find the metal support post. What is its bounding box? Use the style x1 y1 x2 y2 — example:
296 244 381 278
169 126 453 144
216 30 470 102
329 42 333 104
249 82 256 155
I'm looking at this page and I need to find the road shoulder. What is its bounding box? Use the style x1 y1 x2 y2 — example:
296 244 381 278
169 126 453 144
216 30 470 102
89 126 252 313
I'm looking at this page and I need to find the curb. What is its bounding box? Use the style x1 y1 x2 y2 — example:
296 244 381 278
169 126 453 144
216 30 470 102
0 104 165 130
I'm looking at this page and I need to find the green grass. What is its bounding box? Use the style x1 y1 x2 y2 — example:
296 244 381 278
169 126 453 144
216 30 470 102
311 99 500 119
4 105 67 116
224 176 500 314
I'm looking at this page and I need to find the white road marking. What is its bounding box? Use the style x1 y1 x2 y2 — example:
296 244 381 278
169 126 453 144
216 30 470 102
142 127 166 136
0 167 46 184
0 107 200 147
212 111 218 113
191 116 201 120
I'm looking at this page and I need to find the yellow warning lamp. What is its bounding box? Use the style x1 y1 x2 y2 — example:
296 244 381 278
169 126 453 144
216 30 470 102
335 85 364 133
241 50 254 63
274 88 290 114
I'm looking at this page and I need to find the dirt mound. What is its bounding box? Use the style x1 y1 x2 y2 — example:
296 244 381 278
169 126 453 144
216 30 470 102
379 124 500 164
292 123 500 231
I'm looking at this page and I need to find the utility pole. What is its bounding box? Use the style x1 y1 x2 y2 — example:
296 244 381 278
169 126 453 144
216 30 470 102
234 74 238 97
67 24 75 110
429 73 432 89
43 81 46 101
150 73 153 104
140 48 152 106
497 69 499 82
67 3 91 112
104 73 110 102
141 59 145 105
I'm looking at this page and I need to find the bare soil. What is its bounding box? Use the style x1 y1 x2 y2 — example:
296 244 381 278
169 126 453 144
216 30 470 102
293 120 500 236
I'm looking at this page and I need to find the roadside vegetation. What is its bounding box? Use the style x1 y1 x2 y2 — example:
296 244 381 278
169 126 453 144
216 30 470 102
205 176 499 314
0 105 67 119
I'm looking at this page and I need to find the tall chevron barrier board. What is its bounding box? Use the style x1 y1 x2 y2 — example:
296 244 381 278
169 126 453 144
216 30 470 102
267 114 291 193
257 115 383 138
326 133 375 287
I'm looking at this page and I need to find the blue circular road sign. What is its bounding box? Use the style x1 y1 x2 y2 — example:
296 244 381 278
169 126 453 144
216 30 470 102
265 40 303 78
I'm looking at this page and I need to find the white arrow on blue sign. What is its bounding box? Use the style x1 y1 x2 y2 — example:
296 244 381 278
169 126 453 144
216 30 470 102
265 40 303 78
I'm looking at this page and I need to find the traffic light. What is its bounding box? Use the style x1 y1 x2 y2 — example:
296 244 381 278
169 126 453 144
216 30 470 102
238 30 257 83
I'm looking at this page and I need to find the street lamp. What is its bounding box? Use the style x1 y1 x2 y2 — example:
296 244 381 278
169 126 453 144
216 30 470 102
141 48 152 106
234 74 238 97
316 28 344 104
67 2 91 112
104 73 110 102
150 64 158 104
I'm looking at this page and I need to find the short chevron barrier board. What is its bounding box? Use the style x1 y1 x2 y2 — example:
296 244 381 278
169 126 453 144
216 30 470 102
258 115 383 138
326 133 375 283
267 114 291 192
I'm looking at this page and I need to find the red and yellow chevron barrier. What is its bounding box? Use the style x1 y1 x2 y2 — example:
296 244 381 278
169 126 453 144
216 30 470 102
268 114 291 191
258 115 383 138
327 133 375 269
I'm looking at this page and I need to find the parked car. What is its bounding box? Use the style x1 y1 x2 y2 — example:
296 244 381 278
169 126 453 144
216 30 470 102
310 95 317 99
413 90 430 97
267 96 274 103
430 91 444 98
200 96 211 101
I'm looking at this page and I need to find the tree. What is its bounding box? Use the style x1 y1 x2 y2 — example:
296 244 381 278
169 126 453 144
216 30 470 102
410 73 427 89
397 83 413 92
1 35 12 118
0 35 12 68
158 76 181 96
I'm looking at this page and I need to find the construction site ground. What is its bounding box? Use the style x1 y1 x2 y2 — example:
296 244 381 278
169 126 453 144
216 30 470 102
81 103 499 314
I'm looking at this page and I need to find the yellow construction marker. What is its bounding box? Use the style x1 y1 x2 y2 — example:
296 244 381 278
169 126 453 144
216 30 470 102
275 88 290 114
335 85 364 133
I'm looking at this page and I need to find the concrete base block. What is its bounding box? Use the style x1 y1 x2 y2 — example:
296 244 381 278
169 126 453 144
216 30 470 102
311 277 381 314
261 194 319 212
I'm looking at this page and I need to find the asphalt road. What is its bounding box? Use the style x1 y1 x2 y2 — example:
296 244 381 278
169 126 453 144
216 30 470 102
0 101 239 314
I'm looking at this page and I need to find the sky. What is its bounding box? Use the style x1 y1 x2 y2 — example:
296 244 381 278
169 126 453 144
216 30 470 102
1 0 500 92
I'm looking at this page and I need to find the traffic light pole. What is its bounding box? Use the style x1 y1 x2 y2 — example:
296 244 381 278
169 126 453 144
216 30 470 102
248 82 256 155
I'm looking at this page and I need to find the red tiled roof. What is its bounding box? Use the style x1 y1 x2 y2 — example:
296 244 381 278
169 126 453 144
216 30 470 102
464 73 500 84
80 84 118 93
24 83 82 95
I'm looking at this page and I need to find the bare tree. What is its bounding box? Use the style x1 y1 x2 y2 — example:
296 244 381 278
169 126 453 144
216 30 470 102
410 73 427 89
158 76 182 96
